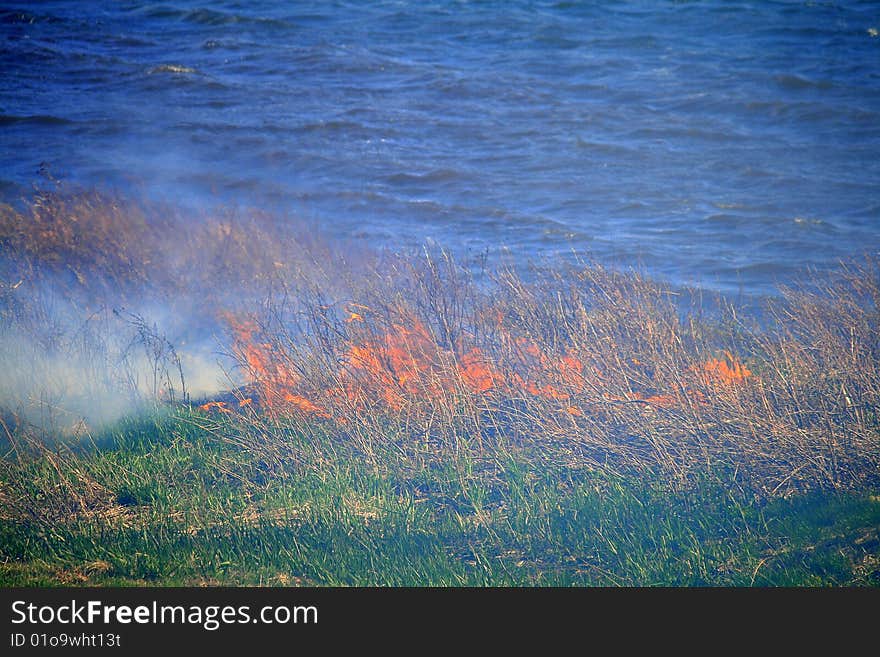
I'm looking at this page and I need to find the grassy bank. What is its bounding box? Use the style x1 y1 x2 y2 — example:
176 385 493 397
1 188 879 586
1 410 878 586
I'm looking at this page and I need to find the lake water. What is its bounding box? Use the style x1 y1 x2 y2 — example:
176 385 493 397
2 1 879 296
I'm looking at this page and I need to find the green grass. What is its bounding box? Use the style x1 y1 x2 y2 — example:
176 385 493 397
2 410 877 587
2 189 879 587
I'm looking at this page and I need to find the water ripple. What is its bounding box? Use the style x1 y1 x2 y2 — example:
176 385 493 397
1 0 878 296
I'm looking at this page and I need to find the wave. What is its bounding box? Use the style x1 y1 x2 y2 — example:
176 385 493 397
147 64 198 75
130 5 294 30
0 114 73 126
0 9 62 25
382 169 463 185
774 73 835 91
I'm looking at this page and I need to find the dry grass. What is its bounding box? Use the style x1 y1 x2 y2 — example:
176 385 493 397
1 186 878 498
220 251 879 497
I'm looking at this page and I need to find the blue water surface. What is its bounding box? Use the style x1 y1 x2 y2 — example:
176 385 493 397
2 1 879 295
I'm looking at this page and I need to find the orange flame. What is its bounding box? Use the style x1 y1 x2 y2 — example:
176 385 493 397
458 348 498 393
223 312 326 416
217 307 754 422
701 351 752 386
198 400 231 414
283 393 331 418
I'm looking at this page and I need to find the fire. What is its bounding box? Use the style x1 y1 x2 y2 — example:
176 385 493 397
701 351 752 386
198 400 231 414
338 319 509 408
642 394 679 408
211 308 756 423
503 337 588 402
458 348 498 393
344 320 438 409
283 393 331 418
223 312 320 415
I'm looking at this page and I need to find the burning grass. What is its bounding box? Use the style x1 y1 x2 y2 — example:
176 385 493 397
211 254 879 497
0 187 878 585
1 187 878 495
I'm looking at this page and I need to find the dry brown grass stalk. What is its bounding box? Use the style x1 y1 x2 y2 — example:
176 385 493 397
2 188 878 497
